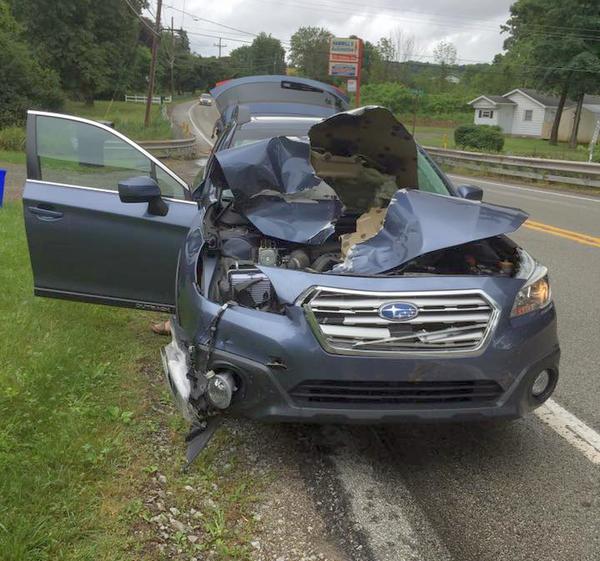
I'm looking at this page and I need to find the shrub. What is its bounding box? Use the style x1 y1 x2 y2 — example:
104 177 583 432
0 126 26 151
361 83 472 122
454 124 504 152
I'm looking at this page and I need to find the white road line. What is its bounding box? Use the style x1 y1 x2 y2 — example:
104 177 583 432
187 103 214 148
535 399 600 465
449 174 600 203
321 426 452 561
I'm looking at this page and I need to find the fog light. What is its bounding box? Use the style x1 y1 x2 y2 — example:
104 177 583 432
206 371 236 409
532 370 550 397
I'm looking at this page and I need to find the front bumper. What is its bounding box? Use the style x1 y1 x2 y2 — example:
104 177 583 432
169 298 560 424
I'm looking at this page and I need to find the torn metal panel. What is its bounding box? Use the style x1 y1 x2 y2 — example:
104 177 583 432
333 189 529 275
213 136 344 245
309 106 419 187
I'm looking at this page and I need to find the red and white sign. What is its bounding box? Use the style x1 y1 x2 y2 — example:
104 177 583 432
329 62 359 78
329 38 360 60
329 37 363 106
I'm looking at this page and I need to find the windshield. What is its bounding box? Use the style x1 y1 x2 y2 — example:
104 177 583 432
219 140 451 203
416 150 451 195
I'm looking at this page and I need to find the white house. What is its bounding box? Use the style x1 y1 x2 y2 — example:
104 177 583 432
468 88 600 143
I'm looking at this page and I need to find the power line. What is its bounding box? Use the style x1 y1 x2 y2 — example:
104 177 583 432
163 4 259 37
122 0 159 36
247 0 600 43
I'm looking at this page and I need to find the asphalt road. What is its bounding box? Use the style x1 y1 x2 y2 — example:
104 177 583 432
187 103 600 561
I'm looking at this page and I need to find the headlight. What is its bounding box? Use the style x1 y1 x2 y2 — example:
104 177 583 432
511 264 551 317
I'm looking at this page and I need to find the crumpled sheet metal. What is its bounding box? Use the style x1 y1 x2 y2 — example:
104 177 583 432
333 189 529 275
213 136 343 245
309 106 418 187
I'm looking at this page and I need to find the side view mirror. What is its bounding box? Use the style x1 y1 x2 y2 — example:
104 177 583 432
456 184 484 201
118 176 168 216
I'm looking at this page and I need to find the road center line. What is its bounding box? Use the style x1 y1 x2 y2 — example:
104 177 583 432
535 399 600 465
523 221 600 248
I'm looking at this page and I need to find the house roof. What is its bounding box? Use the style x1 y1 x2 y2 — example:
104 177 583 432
504 88 566 108
470 88 600 110
467 94 516 106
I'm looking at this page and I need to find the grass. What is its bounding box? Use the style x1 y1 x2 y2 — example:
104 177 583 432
0 202 259 560
0 100 173 169
64 100 173 141
0 150 25 165
414 125 593 162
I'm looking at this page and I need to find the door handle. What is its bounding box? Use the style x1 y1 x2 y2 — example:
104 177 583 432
28 206 64 220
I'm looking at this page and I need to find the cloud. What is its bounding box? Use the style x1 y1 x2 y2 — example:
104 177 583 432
162 0 512 62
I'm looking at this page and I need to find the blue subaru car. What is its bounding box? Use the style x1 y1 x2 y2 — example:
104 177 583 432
23 77 559 454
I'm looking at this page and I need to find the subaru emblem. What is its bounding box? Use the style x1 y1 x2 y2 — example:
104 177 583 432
378 301 419 322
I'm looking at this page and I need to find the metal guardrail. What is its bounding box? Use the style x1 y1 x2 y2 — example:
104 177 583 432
138 137 197 158
125 95 172 104
424 146 600 188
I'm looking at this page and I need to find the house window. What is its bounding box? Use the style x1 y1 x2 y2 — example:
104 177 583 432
524 109 533 121
478 109 494 118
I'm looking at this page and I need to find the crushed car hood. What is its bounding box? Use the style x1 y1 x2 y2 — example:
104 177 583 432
210 105 528 273
332 189 528 275
213 136 343 245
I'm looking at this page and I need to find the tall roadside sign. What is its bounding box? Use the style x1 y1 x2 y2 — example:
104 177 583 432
329 37 363 107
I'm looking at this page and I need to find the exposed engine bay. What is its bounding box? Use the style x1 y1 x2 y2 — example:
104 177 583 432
204 107 528 310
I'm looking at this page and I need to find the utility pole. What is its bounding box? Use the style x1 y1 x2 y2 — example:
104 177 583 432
213 37 227 58
144 0 163 128
170 16 175 99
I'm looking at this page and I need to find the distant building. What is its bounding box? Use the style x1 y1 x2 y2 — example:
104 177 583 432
468 88 600 142
445 74 461 84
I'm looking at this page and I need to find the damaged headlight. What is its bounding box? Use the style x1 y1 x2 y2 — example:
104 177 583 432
511 263 551 317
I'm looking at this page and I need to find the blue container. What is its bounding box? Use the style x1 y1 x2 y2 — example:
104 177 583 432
0 169 5 208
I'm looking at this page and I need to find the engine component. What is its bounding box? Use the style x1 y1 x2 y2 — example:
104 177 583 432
312 253 340 272
228 268 272 306
222 237 256 260
258 240 279 266
206 371 236 409
285 249 310 270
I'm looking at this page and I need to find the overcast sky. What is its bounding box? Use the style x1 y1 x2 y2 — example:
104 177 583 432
158 0 514 64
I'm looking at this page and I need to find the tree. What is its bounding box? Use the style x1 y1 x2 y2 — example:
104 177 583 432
229 33 286 76
566 51 600 147
433 41 457 66
289 26 332 81
0 1 63 127
10 0 143 104
433 41 458 89
502 0 600 144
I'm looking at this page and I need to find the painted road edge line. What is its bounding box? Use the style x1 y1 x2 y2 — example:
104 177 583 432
448 174 600 203
535 398 600 465
187 103 214 147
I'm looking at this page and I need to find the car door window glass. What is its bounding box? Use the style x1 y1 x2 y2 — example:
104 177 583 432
36 115 187 199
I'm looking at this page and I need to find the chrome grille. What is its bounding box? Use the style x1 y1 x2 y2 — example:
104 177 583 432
301 288 498 355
